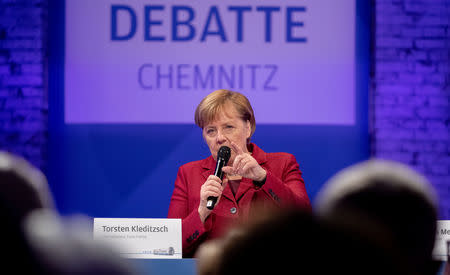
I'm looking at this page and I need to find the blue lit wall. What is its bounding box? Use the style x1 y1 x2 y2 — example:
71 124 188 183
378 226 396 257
46 0 370 218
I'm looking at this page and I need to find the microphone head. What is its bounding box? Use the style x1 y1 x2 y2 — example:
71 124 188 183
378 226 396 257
217 146 231 163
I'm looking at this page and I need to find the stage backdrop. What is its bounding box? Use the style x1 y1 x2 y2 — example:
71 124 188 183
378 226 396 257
49 0 370 217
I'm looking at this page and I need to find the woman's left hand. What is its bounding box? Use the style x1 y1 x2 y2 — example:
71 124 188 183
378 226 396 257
222 142 267 182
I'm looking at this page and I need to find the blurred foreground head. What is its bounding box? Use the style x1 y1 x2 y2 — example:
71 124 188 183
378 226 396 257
0 152 136 275
0 151 54 218
211 206 413 275
24 210 137 275
315 160 438 275
0 151 54 273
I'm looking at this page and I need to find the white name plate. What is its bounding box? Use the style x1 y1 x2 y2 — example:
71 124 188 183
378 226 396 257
433 220 450 261
93 218 181 259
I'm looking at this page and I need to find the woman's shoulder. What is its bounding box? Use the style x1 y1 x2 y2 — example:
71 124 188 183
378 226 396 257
252 143 297 163
179 159 204 169
266 152 296 162
179 155 214 171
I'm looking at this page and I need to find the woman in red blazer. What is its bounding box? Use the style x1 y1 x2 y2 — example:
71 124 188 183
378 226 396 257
167 89 311 257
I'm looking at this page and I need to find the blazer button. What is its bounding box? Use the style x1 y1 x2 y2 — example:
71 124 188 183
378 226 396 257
230 207 237 214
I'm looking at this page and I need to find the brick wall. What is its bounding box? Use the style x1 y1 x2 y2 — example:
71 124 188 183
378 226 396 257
372 0 450 219
0 0 48 172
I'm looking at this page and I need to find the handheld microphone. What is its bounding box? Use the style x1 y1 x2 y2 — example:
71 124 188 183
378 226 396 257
206 146 231 210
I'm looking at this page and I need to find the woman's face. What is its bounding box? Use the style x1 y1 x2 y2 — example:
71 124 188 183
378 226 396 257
203 103 251 163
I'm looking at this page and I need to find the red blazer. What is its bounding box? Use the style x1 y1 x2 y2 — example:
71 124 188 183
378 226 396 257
167 143 311 257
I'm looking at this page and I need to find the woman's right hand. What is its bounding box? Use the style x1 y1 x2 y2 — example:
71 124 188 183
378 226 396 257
198 175 226 223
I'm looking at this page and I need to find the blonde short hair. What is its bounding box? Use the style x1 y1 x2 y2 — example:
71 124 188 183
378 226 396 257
195 90 256 139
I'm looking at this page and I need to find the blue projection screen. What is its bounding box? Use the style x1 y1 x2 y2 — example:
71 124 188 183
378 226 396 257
49 0 370 218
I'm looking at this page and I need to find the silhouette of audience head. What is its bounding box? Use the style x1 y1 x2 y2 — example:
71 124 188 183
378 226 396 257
0 151 136 275
205 206 411 275
0 151 54 219
196 239 226 275
315 159 438 275
24 210 137 275
0 151 54 274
